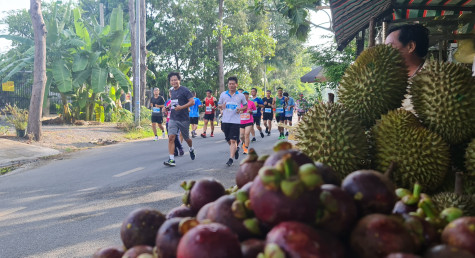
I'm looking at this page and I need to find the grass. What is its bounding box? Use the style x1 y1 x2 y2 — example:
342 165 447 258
1 165 17 175
124 120 217 140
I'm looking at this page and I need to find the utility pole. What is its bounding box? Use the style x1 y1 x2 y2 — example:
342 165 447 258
134 0 141 126
99 3 104 27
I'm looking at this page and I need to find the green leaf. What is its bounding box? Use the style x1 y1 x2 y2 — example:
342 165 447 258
52 60 73 93
2 56 34 83
72 54 88 72
73 8 91 47
64 39 86 48
109 86 116 101
0 35 34 46
91 67 107 93
110 7 124 32
109 30 126 56
109 67 131 90
73 69 91 87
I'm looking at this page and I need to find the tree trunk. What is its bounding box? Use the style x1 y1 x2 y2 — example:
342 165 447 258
128 0 137 111
217 0 224 93
140 0 147 106
27 0 47 141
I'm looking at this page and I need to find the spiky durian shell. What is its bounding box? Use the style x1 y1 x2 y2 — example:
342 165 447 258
437 169 475 195
372 109 450 191
466 138 475 175
338 44 409 128
411 61 475 144
295 102 369 179
432 192 475 216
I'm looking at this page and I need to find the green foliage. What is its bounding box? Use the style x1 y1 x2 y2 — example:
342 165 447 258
309 37 356 90
1 104 28 130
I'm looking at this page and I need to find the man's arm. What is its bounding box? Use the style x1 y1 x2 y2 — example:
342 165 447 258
176 98 195 111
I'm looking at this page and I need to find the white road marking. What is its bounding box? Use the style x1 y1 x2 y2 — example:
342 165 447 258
113 167 145 177
0 207 26 218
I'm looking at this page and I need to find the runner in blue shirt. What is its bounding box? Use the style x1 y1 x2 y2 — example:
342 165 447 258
283 92 295 137
249 87 265 141
274 87 286 139
189 91 202 138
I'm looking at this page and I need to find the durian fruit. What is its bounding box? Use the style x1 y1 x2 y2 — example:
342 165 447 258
437 169 475 195
432 192 475 216
466 138 475 176
372 109 450 191
338 44 408 128
411 61 475 144
295 102 369 179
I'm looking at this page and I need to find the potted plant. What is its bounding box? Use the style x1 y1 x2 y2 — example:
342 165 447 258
1 104 28 137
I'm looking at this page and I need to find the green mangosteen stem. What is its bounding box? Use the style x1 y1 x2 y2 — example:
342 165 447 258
280 178 305 199
395 188 411 199
413 183 422 199
178 218 199 235
263 243 286 258
315 209 330 224
258 154 269 162
231 200 248 219
282 156 297 179
259 166 282 191
273 141 293 152
440 207 463 223
419 199 438 220
182 190 190 205
243 218 262 235
236 190 249 203
320 191 339 213
298 163 324 190
402 195 419 206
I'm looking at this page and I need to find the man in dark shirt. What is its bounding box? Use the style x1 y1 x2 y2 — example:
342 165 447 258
150 88 165 140
164 72 196 167
262 90 274 136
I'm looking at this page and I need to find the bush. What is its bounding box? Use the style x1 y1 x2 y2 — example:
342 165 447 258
1 104 28 130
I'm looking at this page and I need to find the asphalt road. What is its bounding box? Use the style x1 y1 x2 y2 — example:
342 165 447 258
0 127 281 257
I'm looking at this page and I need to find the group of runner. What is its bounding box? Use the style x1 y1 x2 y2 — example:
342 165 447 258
149 72 309 167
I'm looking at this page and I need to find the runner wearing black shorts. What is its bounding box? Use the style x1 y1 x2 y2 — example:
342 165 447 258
262 90 274 136
201 89 217 138
250 87 265 140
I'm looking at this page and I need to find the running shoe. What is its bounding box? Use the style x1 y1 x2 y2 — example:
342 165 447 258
201 133 206 138
267 132 271 136
190 149 196 160
210 133 214 137
154 136 158 141
242 145 248 154
285 131 289 136
192 131 196 138
179 148 184 156
226 158 233 166
251 137 256 142
174 150 178 156
260 131 265 138
265 128 269 134
164 159 176 167
162 132 166 138
235 147 240 159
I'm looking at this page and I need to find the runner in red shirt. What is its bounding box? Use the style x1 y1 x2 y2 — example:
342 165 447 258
201 89 217 138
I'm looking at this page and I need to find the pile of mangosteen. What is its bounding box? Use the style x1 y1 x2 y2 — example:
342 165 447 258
93 142 475 258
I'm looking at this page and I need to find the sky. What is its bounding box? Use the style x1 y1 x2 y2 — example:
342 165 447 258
0 1 333 53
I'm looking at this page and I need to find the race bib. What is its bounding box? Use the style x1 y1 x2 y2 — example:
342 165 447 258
252 109 257 114
264 108 272 113
226 102 238 110
206 106 213 112
152 107 161 113
170 99 178 110
276 107 284 114
240 113 250 120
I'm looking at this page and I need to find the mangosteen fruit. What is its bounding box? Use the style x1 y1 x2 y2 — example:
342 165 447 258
196 201 214 221
265 221 345 258
264 149 313 169
155 218 182 258
122 245 154 258
176 223 242 258
351 214 417 258
393 200 418 215
236 148 266 188
401 214 439 251
342 170 397 216
441 216 475 255
314 162 341 185
424 244 475 258
315 184 357 236
206 195 257 240
241 239 265 258
120 207 166 249
182 178 225 213
92 246 124 258
166 205 196 219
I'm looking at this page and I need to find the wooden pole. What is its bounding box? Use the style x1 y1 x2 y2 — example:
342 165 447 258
369 18 376 47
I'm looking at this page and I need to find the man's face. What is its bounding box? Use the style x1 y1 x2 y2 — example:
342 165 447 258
277 89 283 96
251 89 257 96
154 89 160 96
244 93 249 100
266 91 271 97
206 92 211 97
228 80 237 92
170 76 180 88
385 30 412 58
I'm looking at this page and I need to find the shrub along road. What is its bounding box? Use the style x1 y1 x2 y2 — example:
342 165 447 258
0 129 279 257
